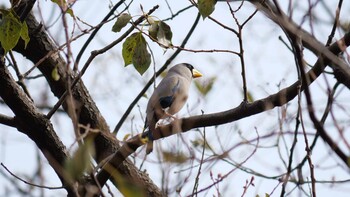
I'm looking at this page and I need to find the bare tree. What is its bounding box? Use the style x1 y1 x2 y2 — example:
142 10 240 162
0 0 349 196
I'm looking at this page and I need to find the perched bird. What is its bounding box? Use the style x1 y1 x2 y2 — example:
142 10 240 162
143 63 202 154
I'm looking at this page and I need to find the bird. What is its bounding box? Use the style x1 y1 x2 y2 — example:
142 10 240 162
143 63 202 154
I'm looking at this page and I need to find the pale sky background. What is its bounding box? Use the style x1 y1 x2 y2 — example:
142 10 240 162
1 0 350 196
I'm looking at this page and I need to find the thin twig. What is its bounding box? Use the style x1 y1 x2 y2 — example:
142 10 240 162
133 22 240 56
292 36 317 197
280 83 301 196
74 0 127 69
241 176 255 197
189 128 259 197
192 126 206 196
46 5 160 119
1 163 63 190
8 51 33 101
163 5 194 21
227 3 250 102
326 0 343 47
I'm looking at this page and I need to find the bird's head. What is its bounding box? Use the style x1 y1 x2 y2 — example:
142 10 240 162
170 63 203 79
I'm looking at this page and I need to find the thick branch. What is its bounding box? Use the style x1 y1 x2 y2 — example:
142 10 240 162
0 0 76 195
0 114 16 127
0 59 72 194
13 8 162 197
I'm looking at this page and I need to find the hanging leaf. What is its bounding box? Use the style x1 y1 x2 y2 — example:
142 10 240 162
112 13 132 33
198 0 217 19
122 32 139 66
157 21 173 47
0 9 23 53
148 20 173 48
64 139 95 181
20 22 30 48
148 21 159 40
132 35 151 75
122 32 151 75
51 0 74 17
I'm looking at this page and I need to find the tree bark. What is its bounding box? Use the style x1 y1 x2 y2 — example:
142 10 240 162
13 11 163 197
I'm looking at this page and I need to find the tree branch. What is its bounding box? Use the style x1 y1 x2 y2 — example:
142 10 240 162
74 0 127 69
0 57 73 195
99 30 350 180
46 4 160 119
0 114 16 127
250 0 350 167
250 0 350 89
13 5 163 197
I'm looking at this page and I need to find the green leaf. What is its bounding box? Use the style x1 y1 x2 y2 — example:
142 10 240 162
148 21 159 40
51 66 60 81
20 22 30 48
198 0 217 19
123 133 131 141
148 21 173 48
157 21 172 47
0 9 22 53
66 9 74 17
51 0 74 17
247 91 254 102
64 140 95 181
122 32 151 75
194 77 216 96
162 151 188 164
112 13 132 32
132 35 151 75
122 32 139 66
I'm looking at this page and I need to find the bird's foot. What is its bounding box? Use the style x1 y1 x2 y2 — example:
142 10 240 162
164 111 178 120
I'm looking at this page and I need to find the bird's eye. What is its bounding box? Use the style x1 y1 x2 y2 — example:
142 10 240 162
183 63 194 71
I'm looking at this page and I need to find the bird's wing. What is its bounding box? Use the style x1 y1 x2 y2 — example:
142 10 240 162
158 78 180 109
154 75 178 104
158 96 174 109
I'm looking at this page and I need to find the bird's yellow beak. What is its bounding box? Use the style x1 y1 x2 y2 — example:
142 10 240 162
192 69 202 78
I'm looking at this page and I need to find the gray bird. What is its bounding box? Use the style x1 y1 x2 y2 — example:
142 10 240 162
143 63 202 154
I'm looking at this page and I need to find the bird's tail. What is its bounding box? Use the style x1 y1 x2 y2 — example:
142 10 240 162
142 117 155 154
142 118 153 154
